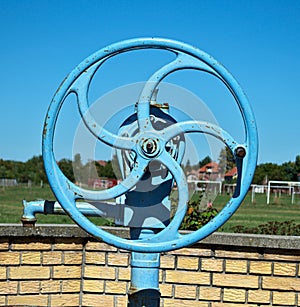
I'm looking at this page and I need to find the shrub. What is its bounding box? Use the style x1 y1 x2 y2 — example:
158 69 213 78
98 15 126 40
231 220 300 236
180 199 219 231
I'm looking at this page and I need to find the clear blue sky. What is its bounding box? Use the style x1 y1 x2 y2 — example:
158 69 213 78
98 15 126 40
0 0 299 165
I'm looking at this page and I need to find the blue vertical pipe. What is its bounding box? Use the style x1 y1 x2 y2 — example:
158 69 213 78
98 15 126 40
128 229 161 306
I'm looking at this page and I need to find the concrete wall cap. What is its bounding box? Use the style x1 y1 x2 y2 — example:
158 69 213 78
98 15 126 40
0 224 299 250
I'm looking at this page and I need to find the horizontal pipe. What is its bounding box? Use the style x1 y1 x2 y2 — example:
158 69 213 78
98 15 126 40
21 199 115 226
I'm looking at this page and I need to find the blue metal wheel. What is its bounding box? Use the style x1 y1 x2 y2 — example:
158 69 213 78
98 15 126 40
43 38 258 252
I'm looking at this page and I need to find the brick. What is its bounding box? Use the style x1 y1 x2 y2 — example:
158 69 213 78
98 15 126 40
42 251 62 265
116 295 127 307
213 273 258 289
64 251 83 265
82 294 114 306
10 266 50 280
160 283 173 297
8 294 48 306
250 261 272 275
0 296 5 305
108 253 129 267
159 270 163 283
215 250 259 260
84 265 115 279
248 290 270 304
170 248 211 257
83 279 104 293
0 281 18 294
85 241 117 251
19 281 40 294
105 281 127 294
54 238 83 250
225 259 247 273
51 294 80 306
53 265 82 279
0 252 20 265
166 270 210 285
85 251 106 265
201 259 223 272
212 304 257 307
264 252 300 261
41 280 61 293
21 251 41 264
199 287 221 301
0 267 6 280
223 288 245 303
118 267 131 281
263 276 300 291
273 291 296 305
164 298 208 306
62 280 81 292
175 284 197 299
274 262 296 276
119 249 130 254
161 255 175 269
0 239 9 250
11 239 51 250
177 257 199 270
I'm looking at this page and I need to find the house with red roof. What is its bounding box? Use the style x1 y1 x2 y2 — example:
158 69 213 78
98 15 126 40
224 167 238 182
198 162 220 180
97 160 107 167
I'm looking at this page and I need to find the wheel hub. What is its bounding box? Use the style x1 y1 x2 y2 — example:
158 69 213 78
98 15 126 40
140 138 160 157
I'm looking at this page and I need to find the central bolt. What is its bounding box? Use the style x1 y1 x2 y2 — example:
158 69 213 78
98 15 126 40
141 138 158 157
146 141 154 153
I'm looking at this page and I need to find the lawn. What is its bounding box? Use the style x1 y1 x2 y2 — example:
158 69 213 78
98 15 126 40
0 184 108 226
0 184 299 233
214 192 300 232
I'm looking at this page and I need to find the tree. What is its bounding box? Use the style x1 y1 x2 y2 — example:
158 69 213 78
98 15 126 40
184 159 192 174
252 163 283 184
295 155 300 174
281 161 297 181
199 156 212 168
58 159 75 182
23 156 47 184
95 161 116 179
218 147 235 174
72 153 83 183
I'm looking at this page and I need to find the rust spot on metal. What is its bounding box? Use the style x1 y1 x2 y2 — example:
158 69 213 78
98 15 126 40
128 286 139 295
43 123 48 138
74 192 83 198
235 147 246 158
151 102 169 110
20 218 36 227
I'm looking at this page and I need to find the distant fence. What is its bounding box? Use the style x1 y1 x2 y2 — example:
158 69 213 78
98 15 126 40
0 178 17 187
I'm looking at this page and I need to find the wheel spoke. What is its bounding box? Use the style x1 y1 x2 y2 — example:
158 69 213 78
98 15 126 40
161 120 239 153
70 60 134 150
44 151 149 202
137 53 222 132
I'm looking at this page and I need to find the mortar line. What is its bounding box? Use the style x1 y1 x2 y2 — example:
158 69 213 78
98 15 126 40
79 238 87 307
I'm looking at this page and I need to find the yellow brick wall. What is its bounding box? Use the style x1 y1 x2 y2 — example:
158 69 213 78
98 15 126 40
0 228 300 306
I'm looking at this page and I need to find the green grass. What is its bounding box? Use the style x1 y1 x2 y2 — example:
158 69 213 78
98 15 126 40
0 184 108 225
214 193 300 232
1 185 300 233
